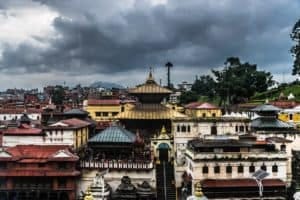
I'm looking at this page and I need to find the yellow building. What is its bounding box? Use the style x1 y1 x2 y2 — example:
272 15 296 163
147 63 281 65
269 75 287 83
84 99 134 122
184 102 222 118
278 105 300 126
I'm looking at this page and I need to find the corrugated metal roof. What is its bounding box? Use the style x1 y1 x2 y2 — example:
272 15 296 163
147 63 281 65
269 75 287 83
252 104 281 112
89 125 136 143
251 118 294 129
64 108 88 115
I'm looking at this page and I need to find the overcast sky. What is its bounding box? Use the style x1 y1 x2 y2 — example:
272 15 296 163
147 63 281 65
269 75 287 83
0 0 299 90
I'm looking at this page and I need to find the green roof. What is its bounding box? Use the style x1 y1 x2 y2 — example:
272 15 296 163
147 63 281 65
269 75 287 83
89 125 136 143
251 117 294 129
252 104 281 112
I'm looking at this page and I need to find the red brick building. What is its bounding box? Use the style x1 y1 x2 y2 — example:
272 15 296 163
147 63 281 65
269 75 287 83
0 145 80 200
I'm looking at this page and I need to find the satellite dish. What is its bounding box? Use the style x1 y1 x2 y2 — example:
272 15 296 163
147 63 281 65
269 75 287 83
294 192 300 200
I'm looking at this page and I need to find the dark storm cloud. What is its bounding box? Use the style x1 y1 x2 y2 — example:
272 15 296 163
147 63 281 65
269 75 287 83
1 0 300 75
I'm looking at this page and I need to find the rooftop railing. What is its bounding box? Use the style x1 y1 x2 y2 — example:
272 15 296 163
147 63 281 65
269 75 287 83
80 160 153 170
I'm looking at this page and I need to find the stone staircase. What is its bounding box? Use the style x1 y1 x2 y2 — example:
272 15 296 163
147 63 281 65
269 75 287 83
156 161 176 200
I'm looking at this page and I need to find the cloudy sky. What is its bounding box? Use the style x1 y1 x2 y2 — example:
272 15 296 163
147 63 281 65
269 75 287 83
0 0 299 90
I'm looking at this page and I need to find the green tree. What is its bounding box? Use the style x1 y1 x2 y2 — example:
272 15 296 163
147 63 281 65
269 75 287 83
179 91 198 105
52 86 65 105
191 75 216 99
212 57 274 105
291 19 300 76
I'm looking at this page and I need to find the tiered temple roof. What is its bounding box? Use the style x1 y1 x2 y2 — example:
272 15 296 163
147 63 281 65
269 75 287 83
128 72 172 95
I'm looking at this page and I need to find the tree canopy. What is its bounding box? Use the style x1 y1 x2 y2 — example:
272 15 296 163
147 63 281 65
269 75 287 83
291 19 300 76
186 57 274 106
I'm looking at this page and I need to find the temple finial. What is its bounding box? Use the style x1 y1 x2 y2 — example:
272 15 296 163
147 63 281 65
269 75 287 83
146 67 155 83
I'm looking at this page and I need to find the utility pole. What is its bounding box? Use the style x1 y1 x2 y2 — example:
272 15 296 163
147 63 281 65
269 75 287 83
165 62 173 89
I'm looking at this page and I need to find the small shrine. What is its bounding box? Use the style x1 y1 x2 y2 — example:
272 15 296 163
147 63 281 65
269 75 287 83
83 173 112 200
136 181 156 200
113 176 137 199
187 182 208 200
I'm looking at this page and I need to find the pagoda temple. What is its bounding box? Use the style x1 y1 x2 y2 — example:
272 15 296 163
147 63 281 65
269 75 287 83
117 71 185 163
117 71 185 137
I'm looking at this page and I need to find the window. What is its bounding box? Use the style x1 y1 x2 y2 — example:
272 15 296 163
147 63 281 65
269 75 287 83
112 112 119 116
202 113 206 118
202 166 209 174
289 114 293 120
261 164 267 171
187 125 191 133
181 125 186 132
246 126 249 132
214 165 220 174
249 165 255 173
235 126 238 132
212 113 216 117
239 126 244 132
37 116 40 120
0 178 6 189
177 125 180 132
57 163 68 170
95 112 101 117
38 163 45 168
226 165 232 174
211 126 217 135
121 106 125 112
0 162 7 169
272 164 278 173
58 178 67 188
238 165 244 173
3 116 6 120
280 144 286 152
102 112 109 117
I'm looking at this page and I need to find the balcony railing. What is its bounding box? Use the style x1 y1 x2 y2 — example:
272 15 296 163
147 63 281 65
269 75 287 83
185 149 287 161
80 160 153 170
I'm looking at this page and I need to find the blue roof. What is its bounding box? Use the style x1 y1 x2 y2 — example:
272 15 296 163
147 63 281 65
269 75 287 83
89 125 136 143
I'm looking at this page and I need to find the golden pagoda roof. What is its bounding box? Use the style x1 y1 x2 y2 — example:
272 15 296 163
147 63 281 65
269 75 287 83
117 104 187 120
129 72 172 94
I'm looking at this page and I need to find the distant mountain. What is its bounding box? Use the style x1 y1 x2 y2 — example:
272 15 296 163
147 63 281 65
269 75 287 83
90 81 124 89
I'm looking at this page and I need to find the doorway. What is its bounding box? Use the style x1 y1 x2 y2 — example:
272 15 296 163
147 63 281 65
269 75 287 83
158 143 170 162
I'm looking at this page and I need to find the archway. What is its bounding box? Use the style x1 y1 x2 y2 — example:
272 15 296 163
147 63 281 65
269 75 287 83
158 143 170 162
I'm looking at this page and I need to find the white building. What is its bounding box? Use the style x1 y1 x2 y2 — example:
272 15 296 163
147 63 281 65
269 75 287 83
182 135 287 199
0 108 41 121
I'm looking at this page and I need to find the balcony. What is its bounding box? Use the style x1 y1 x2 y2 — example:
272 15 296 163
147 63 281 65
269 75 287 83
80 160 154 170
185 149 287 161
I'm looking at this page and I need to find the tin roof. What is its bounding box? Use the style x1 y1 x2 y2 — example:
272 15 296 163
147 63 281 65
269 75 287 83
251 118 294 129
3 124 43 135
89 124 136 143
252 104 281 112
87 99 121 106
64 108 88 115
185 102 218 110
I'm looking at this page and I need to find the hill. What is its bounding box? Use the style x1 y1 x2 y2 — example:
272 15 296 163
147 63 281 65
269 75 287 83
251 82 300 102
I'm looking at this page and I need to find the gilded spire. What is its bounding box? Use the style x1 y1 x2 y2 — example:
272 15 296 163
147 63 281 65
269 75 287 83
146 67 155 84
161 125 167 135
